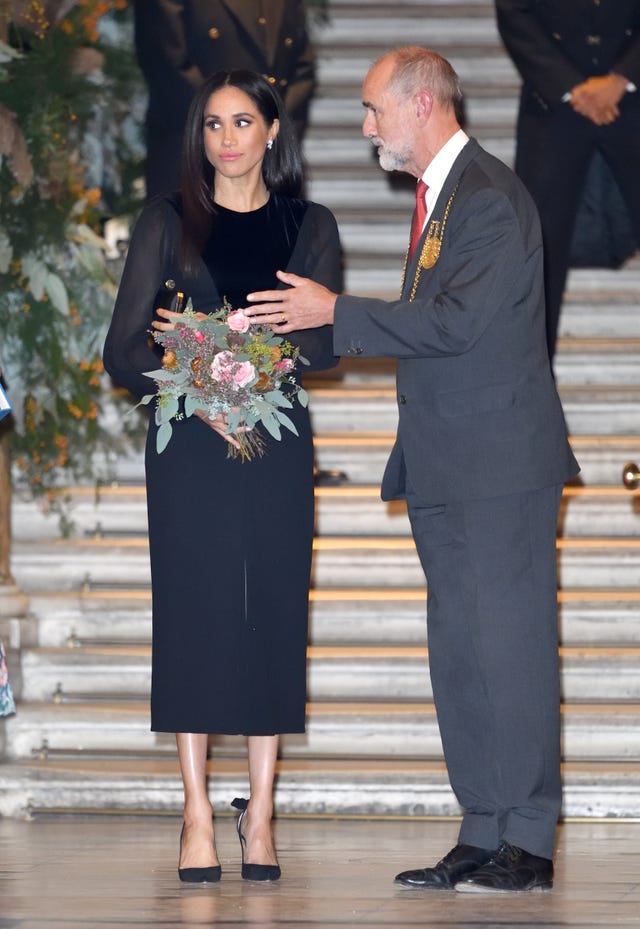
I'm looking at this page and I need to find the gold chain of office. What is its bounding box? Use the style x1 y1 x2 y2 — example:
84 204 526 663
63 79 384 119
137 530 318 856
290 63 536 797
400 183 460 301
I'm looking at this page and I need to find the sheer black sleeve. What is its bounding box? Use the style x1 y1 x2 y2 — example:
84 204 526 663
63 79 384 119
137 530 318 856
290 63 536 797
103 198 181 399
287 202 343 372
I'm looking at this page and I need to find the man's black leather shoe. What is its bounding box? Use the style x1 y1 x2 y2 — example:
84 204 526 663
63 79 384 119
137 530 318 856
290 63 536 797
455 842 553 893
395 844 494 889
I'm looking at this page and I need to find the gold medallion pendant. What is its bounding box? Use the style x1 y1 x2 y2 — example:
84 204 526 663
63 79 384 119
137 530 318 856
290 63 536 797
401 183 459 300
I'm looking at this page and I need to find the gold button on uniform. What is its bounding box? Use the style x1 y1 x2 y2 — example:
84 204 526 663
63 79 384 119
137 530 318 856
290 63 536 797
267 75 276 84
208 27 219 39
284 36 293 46
258 16 266 24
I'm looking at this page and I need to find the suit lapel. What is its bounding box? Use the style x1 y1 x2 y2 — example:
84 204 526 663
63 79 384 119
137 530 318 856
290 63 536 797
402 138 478 299
221 0 264 58
221 0 284 66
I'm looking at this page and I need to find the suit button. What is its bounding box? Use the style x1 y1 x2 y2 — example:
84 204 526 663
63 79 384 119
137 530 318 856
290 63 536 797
284 36 293 46
399 395 407 404
258 16 267 25
279 78 288 87
208 27 220 39
267 75 276 84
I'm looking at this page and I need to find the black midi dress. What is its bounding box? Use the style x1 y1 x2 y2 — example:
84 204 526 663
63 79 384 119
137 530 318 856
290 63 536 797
103 193 342 735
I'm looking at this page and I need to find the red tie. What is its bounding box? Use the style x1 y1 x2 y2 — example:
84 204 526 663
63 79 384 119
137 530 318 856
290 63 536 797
409 179 428 261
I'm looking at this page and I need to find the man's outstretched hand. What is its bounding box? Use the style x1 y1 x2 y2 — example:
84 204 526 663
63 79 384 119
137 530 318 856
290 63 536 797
243 270 338 332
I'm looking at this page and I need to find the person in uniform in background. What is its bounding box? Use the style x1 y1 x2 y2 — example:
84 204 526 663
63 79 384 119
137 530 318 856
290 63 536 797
495 0 640 361
134 0 315 198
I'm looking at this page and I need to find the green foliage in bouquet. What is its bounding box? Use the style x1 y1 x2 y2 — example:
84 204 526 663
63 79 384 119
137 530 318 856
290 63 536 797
0 0 145 529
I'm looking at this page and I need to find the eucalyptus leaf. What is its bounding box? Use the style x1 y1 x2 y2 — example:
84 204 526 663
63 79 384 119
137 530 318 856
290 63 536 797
264 390 292 407
44 272 70 315
130 393 154 414
156 397 180 423
274 410 298 435
148 368 179 382
260 413 282 440
21 253 47 300
156 421 173 453
297 388 309 407
184 395 201 417
0 226 12 273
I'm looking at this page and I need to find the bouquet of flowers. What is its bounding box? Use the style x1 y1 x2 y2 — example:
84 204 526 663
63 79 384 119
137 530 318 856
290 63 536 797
139 301 309 461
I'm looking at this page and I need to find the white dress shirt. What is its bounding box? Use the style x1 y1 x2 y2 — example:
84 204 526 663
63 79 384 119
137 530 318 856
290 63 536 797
418 129 470 231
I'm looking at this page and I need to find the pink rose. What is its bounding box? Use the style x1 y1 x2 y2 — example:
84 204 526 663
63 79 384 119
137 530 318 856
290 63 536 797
232 361 256 388
194 331 205 343
210 352 256 389
227 311 250 333
274 358 294 373
210 351 234 382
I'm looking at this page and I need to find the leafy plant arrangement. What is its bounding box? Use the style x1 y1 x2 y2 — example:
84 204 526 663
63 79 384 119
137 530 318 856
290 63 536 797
142 303 309 462
0 0 145 531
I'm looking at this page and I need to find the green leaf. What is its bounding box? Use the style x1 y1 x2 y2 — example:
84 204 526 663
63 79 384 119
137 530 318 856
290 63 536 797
156 422 173 453
21 253 47 300
184 395 201 417
264 390 292 407
297 388 309 408
0 227 12 273
260 412 282 440
44 271 69 314
274 410 298 436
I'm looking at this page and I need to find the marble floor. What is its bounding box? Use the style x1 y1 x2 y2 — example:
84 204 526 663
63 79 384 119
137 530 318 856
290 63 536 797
2 815 640 929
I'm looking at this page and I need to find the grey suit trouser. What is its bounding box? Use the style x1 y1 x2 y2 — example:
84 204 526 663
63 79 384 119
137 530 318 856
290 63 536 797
405 482 564 860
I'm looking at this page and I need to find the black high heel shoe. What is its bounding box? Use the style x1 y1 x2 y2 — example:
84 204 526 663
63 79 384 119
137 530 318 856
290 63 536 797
178 823 222 883
231 797 281 881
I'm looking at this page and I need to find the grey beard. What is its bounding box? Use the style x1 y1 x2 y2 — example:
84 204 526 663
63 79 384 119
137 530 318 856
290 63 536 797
371 138 410 172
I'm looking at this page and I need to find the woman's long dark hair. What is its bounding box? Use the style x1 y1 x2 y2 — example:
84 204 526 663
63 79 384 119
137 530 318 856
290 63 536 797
179 69 304 272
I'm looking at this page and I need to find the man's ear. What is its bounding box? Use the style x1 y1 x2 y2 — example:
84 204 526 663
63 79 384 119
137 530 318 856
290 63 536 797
414 91 433 124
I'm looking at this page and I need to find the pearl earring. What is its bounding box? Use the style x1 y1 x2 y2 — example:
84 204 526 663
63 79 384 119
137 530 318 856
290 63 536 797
267 139 273 150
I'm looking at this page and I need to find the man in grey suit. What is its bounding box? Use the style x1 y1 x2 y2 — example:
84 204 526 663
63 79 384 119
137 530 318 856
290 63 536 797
244 46 580 893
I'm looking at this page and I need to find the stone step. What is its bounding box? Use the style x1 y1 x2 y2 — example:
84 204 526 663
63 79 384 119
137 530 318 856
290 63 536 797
316 433 640 486
25 589 640 650
308 94 518 134
85 433 640 489
305 385 640 435
319 340 640 387
0 756 638 819
12 484 640 541
4 700 640 763
15 643 640 703
313 13 500 49
313 52 518 90
9 537 640 592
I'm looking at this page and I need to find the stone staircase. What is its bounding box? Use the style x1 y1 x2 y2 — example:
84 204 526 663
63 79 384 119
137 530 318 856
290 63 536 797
1 0 639 819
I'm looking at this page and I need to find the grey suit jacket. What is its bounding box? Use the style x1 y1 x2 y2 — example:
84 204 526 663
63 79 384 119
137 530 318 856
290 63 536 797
334 138 579 504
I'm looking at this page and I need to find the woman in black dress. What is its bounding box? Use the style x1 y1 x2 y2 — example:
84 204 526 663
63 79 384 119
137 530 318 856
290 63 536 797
103 70 342 882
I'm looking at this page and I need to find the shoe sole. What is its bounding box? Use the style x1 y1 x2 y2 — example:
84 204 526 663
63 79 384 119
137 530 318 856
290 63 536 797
455 882 553 894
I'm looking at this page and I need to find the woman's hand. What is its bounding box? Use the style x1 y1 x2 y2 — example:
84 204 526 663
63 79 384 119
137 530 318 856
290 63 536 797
193 409 242 451
151 307 208 332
